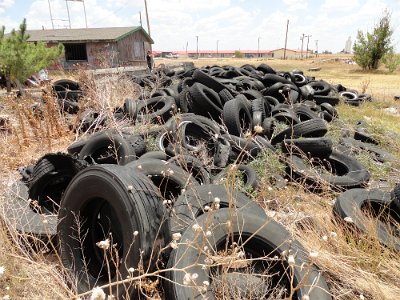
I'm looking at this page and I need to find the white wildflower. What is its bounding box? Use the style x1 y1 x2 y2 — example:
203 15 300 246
322 235 328 241
215 203 220 210
203 246 209 251
169 241 178 249
183 273 192 285
254 125 264 134
237 251 245 258
309 250 319 258
96 239 110 250
359 294 365 300
203 280 210 286
162 200 168 205
128 267 135 273
127 185 133 191
0 266 5 276
191 273 198 280
172 232 182 241
3 296 10 300
204 257 213 265
301 295 310 300
90 286 106 300
267 186 273 191
42 219 48 224
137 165 142 170
204 205 211 211
288 254 295 266
344 216 353 223
213 197 221 204
133 231 139 236
205 231 212 237
330 231 338 238
192 223 202 232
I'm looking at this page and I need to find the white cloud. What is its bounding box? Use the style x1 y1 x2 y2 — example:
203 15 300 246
321 0 360 12
0 0 14 14
282 0 308 11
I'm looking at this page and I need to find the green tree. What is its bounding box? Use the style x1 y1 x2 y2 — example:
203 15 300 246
0 19 63 93
353 10 393 70
234 50 243 58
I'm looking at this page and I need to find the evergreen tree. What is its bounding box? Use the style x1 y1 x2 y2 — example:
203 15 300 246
0 19 63 93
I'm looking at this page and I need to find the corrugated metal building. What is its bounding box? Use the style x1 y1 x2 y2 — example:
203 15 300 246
26 26 153 69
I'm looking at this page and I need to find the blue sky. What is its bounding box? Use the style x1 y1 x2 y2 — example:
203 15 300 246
1 0 399 52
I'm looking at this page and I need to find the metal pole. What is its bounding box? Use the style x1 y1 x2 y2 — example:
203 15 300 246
283 20 289 60
196 35 199 59
139 12 142 26
47 0 54 29
257 36 260 58
82 0 88 28
306 34 312 58
186 41 188 54
315 40 318 57
144 0 151 37
65 0 71 28
217 40 219 57
300 33 305 59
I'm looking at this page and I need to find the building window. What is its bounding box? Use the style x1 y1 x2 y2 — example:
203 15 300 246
64 43 88 61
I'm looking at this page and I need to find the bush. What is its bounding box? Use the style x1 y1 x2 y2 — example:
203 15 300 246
234 50 243 58
382 50 400 72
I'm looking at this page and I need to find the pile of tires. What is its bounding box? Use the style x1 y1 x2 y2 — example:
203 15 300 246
3 63 399 299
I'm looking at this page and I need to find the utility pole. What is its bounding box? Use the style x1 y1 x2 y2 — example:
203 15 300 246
186 41 188 54
306 34 312 58
315 40 319 57
139 11 142 26
217 40 219 57
144 0 151 37
283 20 289 60
82 0 88 28
196 35 199 59
257 36 261 58
65 0 71 29
300 33 305 59
47 0 54 29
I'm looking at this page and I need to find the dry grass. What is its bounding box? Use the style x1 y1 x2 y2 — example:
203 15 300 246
0 55 399 299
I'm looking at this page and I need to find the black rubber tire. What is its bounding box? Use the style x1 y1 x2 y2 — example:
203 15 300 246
192 69 226 92
122 134 147 157
334 188 400 251
353 129 379 145
28 153 86 214
261 117 275 139
222 134 261 162
293 104 320 121
123 98 138 120
127 158 199 200
273 111 301 125
282 137 333 156
188 83 223 120
3 180 57 242
240 89 263 100
212 164 259 190
271 118 328 145
256 63 276 74
286 150 370 190
168 155 211 185
218 88 234 104
165 208 332 300
170 184 265 234
53 79 80 91
58 165 170 298
390 183 400 212
178 88 191 113
320 102 338 118
339 137 394 163
313 95 340 106
139 150 169 161
78 131 136 165
223 98 253 136
136 96 175 124
251 97 270 119
308 80 331 96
